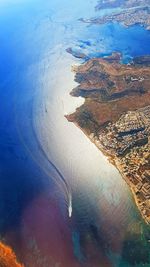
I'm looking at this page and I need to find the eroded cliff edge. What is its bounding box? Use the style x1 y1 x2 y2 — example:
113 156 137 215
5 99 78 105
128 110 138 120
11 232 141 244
66 54 150 224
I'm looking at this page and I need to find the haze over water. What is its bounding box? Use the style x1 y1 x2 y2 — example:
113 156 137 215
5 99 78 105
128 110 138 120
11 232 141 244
0 0 150 266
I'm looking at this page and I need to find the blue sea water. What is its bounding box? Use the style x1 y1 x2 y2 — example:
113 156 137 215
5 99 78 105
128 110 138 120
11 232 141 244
72 22 150 62
0 0 150 266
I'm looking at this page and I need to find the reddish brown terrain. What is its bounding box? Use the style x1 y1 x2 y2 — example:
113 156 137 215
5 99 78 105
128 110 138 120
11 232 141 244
0 241 24 267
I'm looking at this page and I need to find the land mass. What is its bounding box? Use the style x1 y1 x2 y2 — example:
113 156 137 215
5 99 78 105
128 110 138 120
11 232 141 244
66 54 150 224
95 0 150 10
80 0 150 31
83 6 150 31
0 241 23 267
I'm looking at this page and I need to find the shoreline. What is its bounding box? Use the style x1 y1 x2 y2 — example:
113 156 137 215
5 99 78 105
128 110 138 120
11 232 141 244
66 52 150 226
67 118 150 225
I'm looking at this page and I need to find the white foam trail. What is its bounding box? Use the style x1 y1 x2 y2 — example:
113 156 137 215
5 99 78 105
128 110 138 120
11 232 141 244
68 193 72 217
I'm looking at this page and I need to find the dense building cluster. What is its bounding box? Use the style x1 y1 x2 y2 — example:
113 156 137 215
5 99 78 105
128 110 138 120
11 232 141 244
90 7 150 31
98 109 149 157
96 0 150 10
96 106 150 222
68 53 150 224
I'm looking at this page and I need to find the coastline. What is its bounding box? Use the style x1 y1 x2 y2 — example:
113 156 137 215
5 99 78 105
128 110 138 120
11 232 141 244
66 117 150 225
66 51 150 226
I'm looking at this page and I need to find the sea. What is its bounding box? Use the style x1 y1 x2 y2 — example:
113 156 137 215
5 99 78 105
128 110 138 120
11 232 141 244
0 0 150 266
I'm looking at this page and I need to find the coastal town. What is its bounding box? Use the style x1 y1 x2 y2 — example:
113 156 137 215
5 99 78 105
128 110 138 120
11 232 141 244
95 106 150 223
67 54 150 224
73 1 150 224
80 0 150 31
95 0 150 10
89 6 150 31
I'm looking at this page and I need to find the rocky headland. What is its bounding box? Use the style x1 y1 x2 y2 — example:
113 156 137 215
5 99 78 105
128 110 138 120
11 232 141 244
66 54 150 224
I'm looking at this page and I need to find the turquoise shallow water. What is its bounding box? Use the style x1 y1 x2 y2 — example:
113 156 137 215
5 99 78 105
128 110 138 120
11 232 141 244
0 0 150 266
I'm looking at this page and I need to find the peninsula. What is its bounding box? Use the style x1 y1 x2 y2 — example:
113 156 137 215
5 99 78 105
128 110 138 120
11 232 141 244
84 6 150 31
66 54 150 224
80 0 150 30
95 0 150 10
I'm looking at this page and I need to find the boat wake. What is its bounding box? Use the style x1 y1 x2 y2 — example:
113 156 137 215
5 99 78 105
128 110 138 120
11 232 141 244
14 100 73 219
